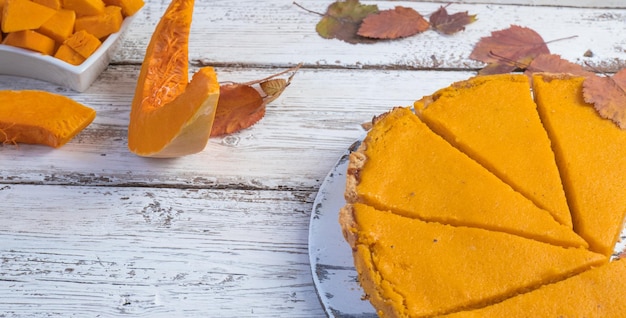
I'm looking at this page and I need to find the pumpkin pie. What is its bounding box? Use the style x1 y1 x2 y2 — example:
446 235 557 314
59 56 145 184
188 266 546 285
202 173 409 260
441 259 626 318
532 73 626 256
339 203 607 318
345 107 586 248
414 74 571 227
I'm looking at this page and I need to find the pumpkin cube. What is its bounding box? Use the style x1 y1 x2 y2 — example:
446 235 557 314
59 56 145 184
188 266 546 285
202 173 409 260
3 30 56 55
32 0 61 10
1 0 57 33
54 44 85 65
62 0 104 16
63 29 101 58
0 0 6 26
38 9 75 43
74 5 123 39
103 0 143 17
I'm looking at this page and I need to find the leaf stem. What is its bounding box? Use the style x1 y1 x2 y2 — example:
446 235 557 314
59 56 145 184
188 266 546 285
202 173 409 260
293 2 324 17
241 63 303 86
545 35 578 45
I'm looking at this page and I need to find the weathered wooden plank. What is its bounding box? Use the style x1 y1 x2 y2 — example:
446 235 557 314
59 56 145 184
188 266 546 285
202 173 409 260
425 0 626 8
0 184 325 317
0 67 476 189
113 0 626 72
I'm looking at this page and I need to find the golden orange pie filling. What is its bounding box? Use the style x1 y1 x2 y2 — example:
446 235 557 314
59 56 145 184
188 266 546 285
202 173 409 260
340 73 626 317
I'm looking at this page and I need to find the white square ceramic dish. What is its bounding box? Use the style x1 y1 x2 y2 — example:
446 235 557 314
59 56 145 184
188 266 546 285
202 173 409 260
0 15 136 92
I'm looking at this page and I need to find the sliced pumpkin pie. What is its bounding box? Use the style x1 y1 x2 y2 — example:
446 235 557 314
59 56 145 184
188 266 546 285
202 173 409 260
532 73 626 256
442 259 626 318
346 107 586 248
414 74 571 227
339 203 607 318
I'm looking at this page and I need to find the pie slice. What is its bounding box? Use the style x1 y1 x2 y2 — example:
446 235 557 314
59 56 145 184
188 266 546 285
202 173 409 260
345 107 587 248
532 73 626 256
441 259 626 318
339 203 607 318
414 74 571 227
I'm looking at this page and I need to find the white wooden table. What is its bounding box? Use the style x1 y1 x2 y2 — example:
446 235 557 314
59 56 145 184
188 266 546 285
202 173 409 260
1 1 625 316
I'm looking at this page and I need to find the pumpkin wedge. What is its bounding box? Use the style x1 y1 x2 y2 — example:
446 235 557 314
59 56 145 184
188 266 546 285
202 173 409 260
128 0 219 158
0 90 96 148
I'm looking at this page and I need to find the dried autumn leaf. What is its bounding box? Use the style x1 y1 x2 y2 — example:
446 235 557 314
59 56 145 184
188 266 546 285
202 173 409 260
582 68 626 129
357 6 429 39
260 79 288 104
429 5 477 35
470 25 550 75
526 53 594 77
211 84 265 137
211 64 301 137
314 0 379 44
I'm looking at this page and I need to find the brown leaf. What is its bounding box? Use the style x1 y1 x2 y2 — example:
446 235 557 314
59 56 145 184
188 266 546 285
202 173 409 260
525 54 594 77
313 0 379 44
583 68 626 129
470 25 550 75
211 84 265 137
211 64 301 137
357 6 429 39
429 6 477 35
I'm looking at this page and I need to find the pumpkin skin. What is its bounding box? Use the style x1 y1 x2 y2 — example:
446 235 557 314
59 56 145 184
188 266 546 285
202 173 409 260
128 0 219 158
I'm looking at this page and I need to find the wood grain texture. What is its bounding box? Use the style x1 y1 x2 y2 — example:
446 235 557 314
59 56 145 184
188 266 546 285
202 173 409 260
113 0 626 72
0 184 323 317
0 66 476 189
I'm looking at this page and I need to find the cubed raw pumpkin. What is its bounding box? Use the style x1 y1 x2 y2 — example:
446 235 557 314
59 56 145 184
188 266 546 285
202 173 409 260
74 5 122 39
103 0 143 17
3 30 56 55
0 0 6 26
62 0 104 16
63 30 101 58
1 0 57 33
32 0 61 10
37 9 76 43
54 44 85 65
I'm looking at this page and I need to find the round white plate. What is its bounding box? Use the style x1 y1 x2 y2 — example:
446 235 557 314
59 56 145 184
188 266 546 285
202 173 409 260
308 139 626 318
308 139 377 318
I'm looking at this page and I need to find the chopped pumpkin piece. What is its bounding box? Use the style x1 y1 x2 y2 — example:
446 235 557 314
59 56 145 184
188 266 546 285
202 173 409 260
74 5 123 39
0 90 96 148
62 0 105 16
37 9 76 43
32 0 61 10
54 44 85 65
1 0 57 33
63 30 101 59
0 0 6 26
3 30 56 55
103 0 143 17
128 0 220 157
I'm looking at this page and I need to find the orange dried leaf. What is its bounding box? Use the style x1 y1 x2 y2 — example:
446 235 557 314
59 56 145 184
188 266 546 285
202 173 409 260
526 54 594 77
211 84 265 137
583 68 626 129
429 6 476 35
211 64 301 137
470 25 550 75
357 6 429 39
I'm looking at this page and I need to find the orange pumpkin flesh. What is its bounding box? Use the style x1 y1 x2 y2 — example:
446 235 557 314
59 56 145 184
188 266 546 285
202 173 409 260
0 90 96 148
128 0 219 158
